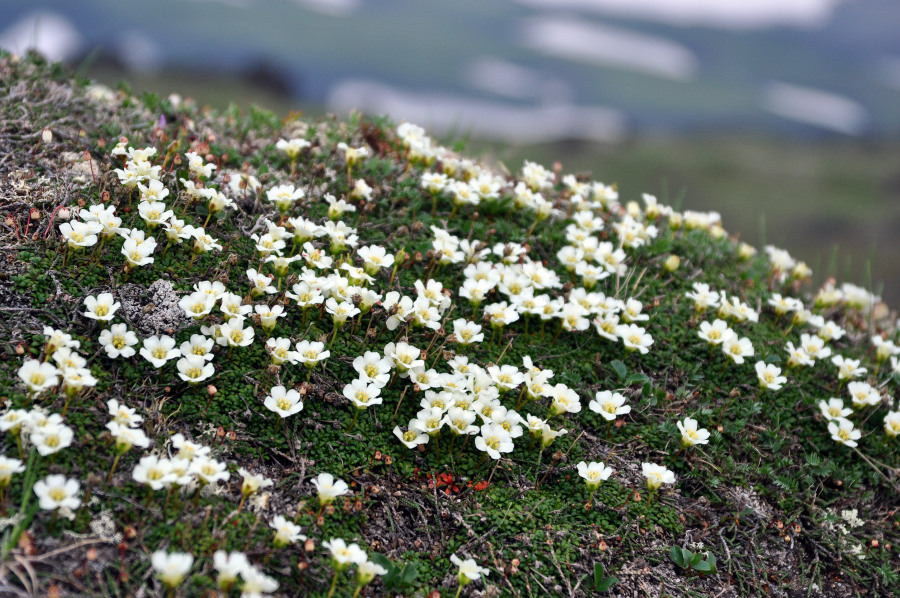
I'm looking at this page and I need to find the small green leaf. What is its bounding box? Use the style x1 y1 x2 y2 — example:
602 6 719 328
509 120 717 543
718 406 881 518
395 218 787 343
610 360 627 381
624 373 649 386
593 563 604 588
596 576 619 592
401 564 418 585
669 546 686 568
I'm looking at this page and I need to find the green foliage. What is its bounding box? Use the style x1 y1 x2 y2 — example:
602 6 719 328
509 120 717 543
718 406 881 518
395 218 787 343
592 562 619 593
370 553 419 593
669 546 717 575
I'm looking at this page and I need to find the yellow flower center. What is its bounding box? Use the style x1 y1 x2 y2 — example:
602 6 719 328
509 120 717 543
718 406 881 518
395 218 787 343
50 488 66 501
72 232 84 242
30 373 45 386
829 407 841 418
45 435 59 447
403 430 417 442
96 305 109 317
355 391 370 404
838 429 851 441
304 350 318 360
485 436 500 450
152 347 168 360
192 302 206 314
481 406 493 418
426 417 440 429
193 346 206 356
148 469 163 481
231 331 243 343
186 367 202 379
629 334 641 345
129 250 142 262
588 471 600 480
277 398 292 411
112 335 126 349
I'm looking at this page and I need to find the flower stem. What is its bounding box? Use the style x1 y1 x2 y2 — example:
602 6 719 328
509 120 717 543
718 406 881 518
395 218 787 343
326 569 340 598
106 453 121 484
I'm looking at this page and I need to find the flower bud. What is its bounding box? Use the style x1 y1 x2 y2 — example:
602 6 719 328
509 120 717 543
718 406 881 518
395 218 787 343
663 255 680 272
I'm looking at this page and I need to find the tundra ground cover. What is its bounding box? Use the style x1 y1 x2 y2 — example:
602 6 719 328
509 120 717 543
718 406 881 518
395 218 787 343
0 52 898 597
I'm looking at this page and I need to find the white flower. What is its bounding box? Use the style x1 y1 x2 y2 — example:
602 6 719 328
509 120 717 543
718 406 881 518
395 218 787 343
311 472 350 506
107 422 151 453
254 304 285 334
344 379 382 409
323 537 367 569
176 355 215 384
540 424 567 448
213 550 249 591
357 245 394 275
276 137 310 159
151 551 194 590
240 565 279 597
99 324 139 358
266 184 305 213
642 462 676 491
394 425 430 449
137 200 173 228
33 474 80 510
616 324 653 354
487 365 524 393
30 424 74 456
180 334 215 361
676 417 710 447
270 515 305 547
140 335 181 368
832 355 867 381
219 292 253 320
0 456 25 488
475 424 514 460
219 318 255 348
190 456 231 485
353 352 392 386
179 291 217 319
385 342 423 373
722 334 754 364
755 362 786 391
133 455 176 490
698 319 733 346
546 384 581 416
83 293 121 321
286 282 324 309
296 341 330 368
247 269 277 297
450 554 490 586
264 386 304 418
589 391 630 421
828 418 861 448
170 434 210 461
17 359 60 394
884 411 900 438
239 468 273 498
847 382 881 409
357 558 389 587
785 342 813 368
577 461 613 490
819 398 852 421
59 220 99 249
338 142 369 166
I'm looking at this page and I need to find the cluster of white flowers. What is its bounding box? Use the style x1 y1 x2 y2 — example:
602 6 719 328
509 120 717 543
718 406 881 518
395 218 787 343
8 112 900 596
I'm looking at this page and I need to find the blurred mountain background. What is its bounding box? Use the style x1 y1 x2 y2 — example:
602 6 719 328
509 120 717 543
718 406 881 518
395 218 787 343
3 0 899 303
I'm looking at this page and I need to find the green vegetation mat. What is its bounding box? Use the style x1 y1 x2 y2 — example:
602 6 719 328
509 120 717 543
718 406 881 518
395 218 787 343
0 51 898 597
